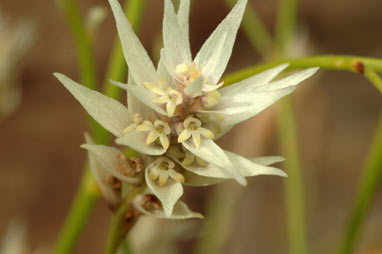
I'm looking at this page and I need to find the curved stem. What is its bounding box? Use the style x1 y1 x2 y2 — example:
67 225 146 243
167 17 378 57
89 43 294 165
223 55 382 91
53 168 100 254
105 186 144 254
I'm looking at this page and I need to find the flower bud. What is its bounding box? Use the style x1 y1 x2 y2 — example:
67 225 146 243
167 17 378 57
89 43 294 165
200 90 221 109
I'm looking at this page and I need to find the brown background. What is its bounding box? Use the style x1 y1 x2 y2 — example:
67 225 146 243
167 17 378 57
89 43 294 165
0 0 381 253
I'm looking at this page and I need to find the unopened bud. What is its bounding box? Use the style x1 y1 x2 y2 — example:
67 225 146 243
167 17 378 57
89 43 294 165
175 64 189 75
200 90 221 109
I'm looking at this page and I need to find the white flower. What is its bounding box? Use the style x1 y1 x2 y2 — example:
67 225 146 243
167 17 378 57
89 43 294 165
136 120 171 150
177 116 214 148
147 157 185 187
107 0 318 188
55 0 319 218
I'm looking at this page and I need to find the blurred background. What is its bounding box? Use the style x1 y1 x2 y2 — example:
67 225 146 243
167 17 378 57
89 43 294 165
0 0 381 253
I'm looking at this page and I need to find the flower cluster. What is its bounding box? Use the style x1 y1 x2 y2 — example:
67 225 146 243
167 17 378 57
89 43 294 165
55 0 318 218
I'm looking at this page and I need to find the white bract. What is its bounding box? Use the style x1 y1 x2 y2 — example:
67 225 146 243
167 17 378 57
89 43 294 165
55 0 318 218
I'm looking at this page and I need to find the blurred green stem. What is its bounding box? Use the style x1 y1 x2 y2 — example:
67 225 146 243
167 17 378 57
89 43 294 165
224 0 273 57
275 0 309 253
53 168 100 254
337 120 382 252
56 0 99 136
223 55 382 93
277 98 308 254
194 184 242 254
105 186 144 254
275 0 298 56
54 0 146 253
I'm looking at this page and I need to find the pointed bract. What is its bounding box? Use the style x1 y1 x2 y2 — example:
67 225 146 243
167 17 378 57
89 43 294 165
84 134 121 205
116 131 166 156
163 0 192 72
145 168 183 217
176 0 190 43
134 196 203 219
108 0 158 85
182 138 247 185
81 143 141 184
54 73 131 137
194 0 247 84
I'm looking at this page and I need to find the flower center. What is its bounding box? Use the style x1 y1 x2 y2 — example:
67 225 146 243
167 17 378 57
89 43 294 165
187 122 198 131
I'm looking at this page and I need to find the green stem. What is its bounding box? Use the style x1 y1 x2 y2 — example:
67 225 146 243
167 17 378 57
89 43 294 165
277 98 308 254
194 184 242 254
53 168 100 254
222 55 382 92
275 0 308 253
98 0 147 145
275 0 298 56
105 186 144 254
54 0 147 253
224 0 273 57
337 120 382 252
364 68 382 93
56 0 99 135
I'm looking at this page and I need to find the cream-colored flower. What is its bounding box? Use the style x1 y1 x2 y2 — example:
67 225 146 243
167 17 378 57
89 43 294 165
136 120 171 150
148 157 185 187
55 0 319 218
177 116 214 148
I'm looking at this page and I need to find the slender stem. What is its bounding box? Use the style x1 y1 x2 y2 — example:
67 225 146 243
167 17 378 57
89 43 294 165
364 68 382 93
275 0 309 253
275 0 298 56
54 0 147 253
105 186 144 254
224 0 273 57
277 98 308 254
98 0 147 145
222 55 382 92
56 0 99 136
53 168 100 254
194 184 242 254
337 120 382 252
54 1 102 252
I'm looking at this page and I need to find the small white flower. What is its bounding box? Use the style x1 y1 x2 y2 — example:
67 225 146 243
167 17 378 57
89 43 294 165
177 116 214 148
136 120 171 150
148 157 185 187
